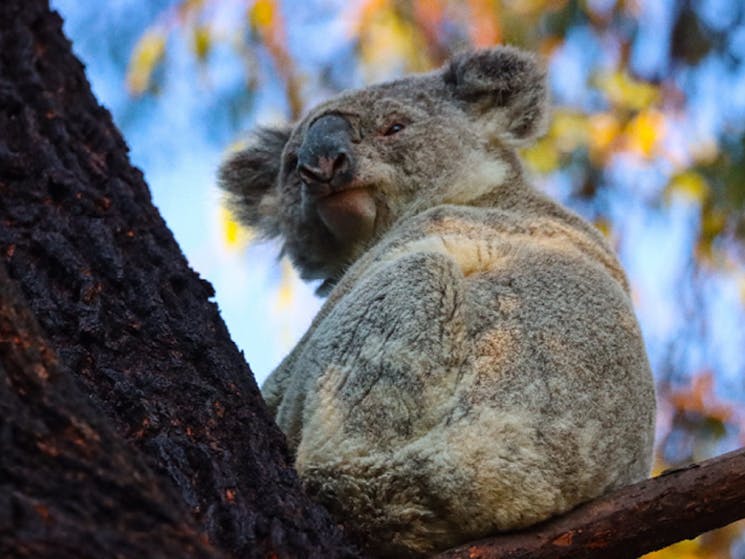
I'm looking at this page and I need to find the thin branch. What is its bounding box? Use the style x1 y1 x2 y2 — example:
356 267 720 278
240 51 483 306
435 447 745 559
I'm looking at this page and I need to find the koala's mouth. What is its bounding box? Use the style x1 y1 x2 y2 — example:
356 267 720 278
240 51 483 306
314 187 377 243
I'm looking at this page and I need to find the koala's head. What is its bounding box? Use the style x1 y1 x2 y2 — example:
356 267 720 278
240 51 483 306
219 46 547 292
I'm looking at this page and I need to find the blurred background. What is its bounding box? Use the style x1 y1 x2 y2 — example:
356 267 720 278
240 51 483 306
51 0 745 556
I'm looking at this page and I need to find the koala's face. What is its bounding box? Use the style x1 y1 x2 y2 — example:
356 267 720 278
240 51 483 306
220 46 548 291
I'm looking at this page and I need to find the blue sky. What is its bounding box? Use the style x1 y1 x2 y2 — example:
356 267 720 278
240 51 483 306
51 0 745 400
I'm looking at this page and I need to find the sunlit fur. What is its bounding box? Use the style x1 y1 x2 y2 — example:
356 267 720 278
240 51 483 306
219 46 655 558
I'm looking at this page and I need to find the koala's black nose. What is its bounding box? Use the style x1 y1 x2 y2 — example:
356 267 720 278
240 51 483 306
297 114 354 191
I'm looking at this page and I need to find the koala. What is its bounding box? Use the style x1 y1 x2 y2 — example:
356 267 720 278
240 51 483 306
219 46 656 558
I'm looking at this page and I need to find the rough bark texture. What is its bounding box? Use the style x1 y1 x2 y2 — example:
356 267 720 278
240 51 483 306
0 1 357 558
435 447 745 559
0 264 221 559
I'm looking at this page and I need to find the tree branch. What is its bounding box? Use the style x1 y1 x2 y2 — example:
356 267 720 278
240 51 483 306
435 447 745 559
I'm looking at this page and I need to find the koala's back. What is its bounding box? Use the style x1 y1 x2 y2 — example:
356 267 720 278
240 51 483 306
263 196 655 557
221 45 655 558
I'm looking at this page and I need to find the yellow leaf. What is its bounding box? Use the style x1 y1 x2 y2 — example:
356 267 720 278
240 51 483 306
193 25 211 61
551 111 589 152
588 113 621 162
358 5 430 78
665 171 709 203
593 217 611 238
521 138 560 174
250 0 275 30
276 258 295 311
701 206 726 240
220 207 253 250
596 71 659 111
649 456 669 478
625 110 665 158
641 538 700 559
126 29 166 95
354 0 391 35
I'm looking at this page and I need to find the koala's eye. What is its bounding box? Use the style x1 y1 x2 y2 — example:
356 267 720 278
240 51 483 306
382 122 406 136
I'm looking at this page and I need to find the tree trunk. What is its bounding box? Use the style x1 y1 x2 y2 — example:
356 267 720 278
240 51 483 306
0 263 221 559
2 2 745 559
0 1 357 558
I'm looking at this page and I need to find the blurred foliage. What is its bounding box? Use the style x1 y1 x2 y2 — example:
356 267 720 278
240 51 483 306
128 0 745 556
127 29 166 94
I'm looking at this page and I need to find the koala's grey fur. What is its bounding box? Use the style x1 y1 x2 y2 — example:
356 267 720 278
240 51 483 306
219 46 656 558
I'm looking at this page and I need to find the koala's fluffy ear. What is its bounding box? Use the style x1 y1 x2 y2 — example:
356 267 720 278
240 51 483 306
218 126 292 239
443 46 548 147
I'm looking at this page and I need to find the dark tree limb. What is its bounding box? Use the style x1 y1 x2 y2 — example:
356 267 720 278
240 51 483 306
0 1 357 557
435 447 745 559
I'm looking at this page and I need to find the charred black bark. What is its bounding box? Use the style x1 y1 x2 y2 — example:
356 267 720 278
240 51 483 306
0 1 357 557
0 264 221 559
